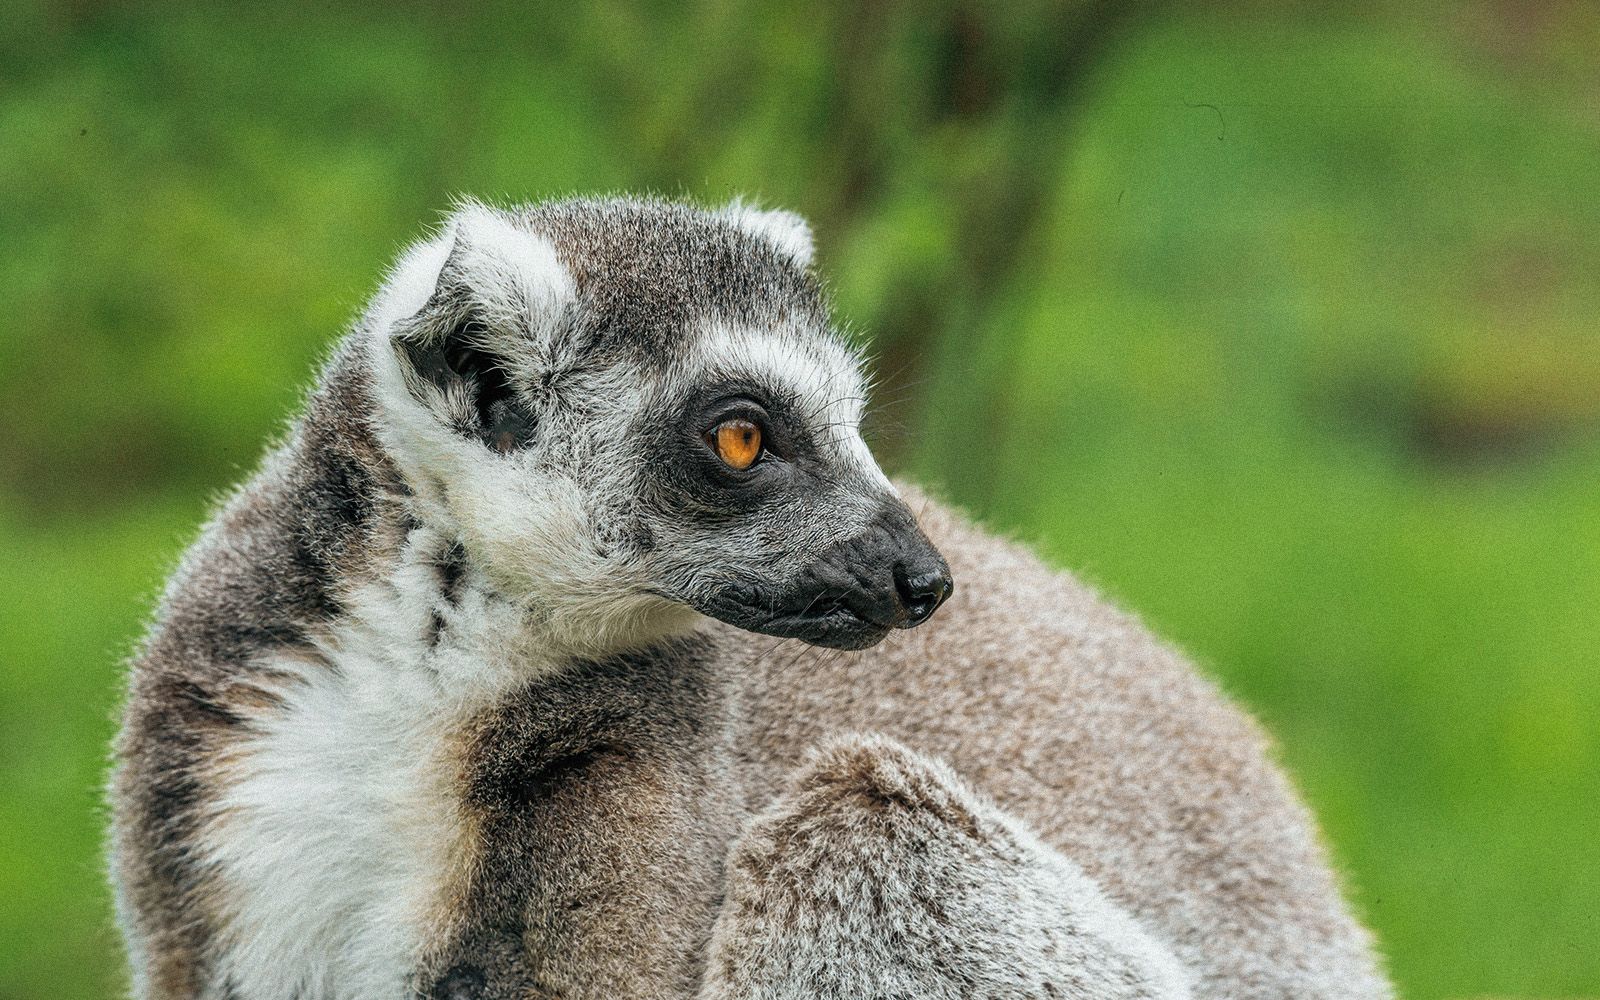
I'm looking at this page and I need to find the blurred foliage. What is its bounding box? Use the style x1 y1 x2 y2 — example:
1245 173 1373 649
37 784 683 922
2 2 1598 998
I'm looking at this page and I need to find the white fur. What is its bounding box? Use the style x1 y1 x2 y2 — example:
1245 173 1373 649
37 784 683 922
719 198 815 268
447 200 576 328
200 525 561 1000
366 234 455 342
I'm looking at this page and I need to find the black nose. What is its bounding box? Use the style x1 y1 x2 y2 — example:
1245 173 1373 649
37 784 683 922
894 559 953 628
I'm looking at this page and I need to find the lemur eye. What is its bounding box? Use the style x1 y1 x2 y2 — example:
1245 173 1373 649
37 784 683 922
707 419 763 471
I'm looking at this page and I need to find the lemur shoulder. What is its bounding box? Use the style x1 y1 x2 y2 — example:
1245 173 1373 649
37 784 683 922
109 196 1393 1000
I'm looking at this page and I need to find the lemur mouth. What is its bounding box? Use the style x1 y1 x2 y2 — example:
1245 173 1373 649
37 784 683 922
701 589 896 651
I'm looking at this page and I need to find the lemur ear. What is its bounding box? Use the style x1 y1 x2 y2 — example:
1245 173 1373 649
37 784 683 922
719 198 815 268
385 202 575 452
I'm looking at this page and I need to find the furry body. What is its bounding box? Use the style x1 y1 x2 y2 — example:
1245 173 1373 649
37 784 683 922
110 197 1391 999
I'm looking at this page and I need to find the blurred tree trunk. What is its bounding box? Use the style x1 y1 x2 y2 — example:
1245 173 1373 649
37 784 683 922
829 1 1157 467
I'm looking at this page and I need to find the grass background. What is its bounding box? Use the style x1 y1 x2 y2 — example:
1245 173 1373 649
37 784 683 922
2 2 1597 997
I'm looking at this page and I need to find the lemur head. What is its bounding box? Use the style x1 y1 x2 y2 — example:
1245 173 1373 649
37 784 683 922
364 196 950 657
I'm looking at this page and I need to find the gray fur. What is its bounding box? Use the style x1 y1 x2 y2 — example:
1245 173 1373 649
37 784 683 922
700 734 1194 999
109 195 1392 999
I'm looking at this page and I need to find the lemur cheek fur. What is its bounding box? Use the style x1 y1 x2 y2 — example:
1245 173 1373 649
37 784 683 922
109 196 1392 1000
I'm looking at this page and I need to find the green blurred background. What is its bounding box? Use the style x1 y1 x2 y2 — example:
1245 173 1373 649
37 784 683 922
3 2 1597 997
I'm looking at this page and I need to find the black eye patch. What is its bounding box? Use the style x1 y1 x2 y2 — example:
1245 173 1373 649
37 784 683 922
633 378 839 515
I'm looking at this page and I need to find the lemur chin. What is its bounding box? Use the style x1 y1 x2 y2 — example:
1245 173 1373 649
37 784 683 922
109 196 1393 1000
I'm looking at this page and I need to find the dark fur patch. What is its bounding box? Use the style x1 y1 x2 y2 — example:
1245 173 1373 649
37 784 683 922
398 323 540 452
436 542 467 606
413 636 749 1000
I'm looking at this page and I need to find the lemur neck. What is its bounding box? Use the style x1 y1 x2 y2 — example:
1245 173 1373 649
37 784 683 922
349 511 696 704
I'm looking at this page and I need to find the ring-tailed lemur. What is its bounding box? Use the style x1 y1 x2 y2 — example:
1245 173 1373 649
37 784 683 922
110 196 1392 1000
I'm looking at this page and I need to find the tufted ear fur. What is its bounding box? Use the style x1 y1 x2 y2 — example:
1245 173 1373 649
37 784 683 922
719 198 815 268
387 202 576 452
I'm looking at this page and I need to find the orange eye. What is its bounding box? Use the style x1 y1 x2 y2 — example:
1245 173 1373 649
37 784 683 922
709 418 763 470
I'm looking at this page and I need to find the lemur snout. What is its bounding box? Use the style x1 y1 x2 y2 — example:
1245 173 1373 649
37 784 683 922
804 501 949 628
697 500 952 650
